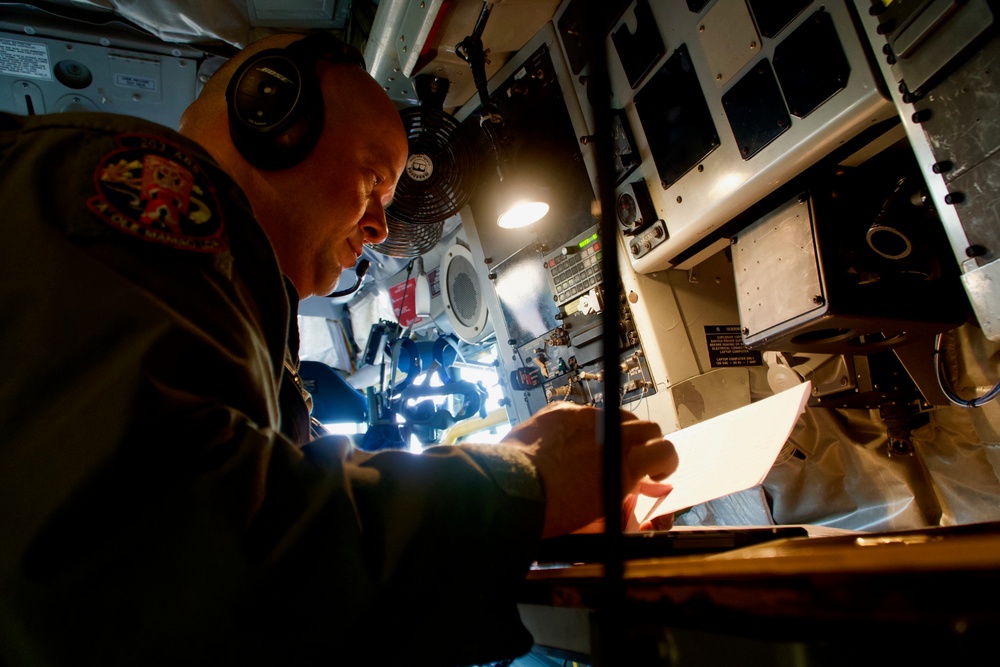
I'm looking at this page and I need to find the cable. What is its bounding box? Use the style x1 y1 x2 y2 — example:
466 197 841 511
934 333 1000 407
379 261 416 415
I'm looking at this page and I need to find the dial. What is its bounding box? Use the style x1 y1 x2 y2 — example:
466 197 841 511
617 191 639 230
617 180 658 236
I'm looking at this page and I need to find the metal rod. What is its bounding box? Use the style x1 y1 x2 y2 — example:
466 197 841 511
585 8 626 664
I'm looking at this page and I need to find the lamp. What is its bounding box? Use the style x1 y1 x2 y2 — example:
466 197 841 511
457 1 551 229
484 121 551 229
497 199 550 229
496 180 550 228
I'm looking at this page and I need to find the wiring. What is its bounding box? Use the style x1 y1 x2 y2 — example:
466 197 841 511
381 260 416 413
934 333 1000 407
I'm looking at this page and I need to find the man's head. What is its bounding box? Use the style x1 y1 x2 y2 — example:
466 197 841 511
180 33 408 298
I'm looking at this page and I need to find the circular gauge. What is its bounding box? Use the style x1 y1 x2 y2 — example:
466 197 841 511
617 191 636 224
617 191 640 231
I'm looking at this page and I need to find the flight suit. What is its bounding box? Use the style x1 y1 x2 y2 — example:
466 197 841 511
0 111 544 666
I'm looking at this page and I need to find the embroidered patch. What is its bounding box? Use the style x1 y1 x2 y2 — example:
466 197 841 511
87 134 227 253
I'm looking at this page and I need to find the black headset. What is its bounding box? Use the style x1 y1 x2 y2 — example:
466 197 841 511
226 32 366 170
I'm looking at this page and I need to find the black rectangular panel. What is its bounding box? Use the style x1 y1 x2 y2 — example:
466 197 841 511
722 58 791 160
634 44 720 190
773 9 850 119
612 0 667 88
748 0 813 39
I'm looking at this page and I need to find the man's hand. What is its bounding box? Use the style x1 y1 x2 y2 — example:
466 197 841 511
500 402 678 539
574 483 675 534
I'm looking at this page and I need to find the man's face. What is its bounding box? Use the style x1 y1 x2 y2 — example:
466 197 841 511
254 64 408 298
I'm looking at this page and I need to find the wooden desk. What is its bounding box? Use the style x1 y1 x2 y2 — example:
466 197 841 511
518 524 1000 665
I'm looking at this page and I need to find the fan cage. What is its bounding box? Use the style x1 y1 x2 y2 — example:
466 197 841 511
386 106 477 226
372 215 443 258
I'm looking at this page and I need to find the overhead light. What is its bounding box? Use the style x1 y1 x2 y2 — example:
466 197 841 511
495 172 551 228
454 16 550 230
498 199 549 228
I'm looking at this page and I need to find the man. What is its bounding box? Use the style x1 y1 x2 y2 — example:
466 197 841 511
0 33 677 666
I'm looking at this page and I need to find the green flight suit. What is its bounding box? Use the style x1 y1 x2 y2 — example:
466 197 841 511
0 111 545 666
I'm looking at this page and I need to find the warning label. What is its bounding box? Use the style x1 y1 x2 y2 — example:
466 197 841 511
0 38 51 80
705 325 762 368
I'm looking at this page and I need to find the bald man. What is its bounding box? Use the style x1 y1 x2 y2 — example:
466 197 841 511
0 33 676 666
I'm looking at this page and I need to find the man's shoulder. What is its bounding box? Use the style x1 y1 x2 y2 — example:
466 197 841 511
3 110 244 256
4 110 212 162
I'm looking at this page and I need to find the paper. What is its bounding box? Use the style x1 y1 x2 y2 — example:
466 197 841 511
630 381 812 530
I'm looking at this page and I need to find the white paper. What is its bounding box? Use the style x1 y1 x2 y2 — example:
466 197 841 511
630 381 812 529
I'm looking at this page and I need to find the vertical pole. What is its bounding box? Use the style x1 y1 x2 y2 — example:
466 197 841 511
585 5 625 665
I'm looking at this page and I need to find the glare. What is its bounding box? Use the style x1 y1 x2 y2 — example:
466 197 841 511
320 348 511 450
498 200 549 228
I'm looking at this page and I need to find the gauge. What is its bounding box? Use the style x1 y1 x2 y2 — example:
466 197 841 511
617 191 639 229
617 181 659 236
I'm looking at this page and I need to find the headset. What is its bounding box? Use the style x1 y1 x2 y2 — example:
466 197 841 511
226 32 366 170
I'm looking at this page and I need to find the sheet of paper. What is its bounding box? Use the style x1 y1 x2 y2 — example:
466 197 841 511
630 381 812 530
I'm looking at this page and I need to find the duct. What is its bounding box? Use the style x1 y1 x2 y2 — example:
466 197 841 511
3 1 351 50
14 0 256 48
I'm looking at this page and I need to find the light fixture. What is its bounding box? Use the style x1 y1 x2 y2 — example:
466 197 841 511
493 149 551 229
497 199 550 229
456 3 551 230
497 176 551 229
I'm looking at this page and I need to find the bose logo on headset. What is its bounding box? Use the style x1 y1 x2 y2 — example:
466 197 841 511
225 32 366 171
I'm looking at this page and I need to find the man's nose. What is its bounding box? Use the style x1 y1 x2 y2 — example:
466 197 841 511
362 201 389 245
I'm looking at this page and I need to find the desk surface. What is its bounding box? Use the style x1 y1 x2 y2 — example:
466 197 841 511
521 522 1000 650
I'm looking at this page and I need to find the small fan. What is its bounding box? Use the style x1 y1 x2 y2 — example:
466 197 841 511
371 76 478 258
387 103 478 226
372 214 443 258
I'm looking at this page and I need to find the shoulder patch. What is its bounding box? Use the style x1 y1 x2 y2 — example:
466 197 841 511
87 134 227 253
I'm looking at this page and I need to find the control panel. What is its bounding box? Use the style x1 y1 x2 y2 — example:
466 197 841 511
492 226 657 409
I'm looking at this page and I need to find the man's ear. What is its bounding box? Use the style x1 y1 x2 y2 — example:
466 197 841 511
225 32 365 171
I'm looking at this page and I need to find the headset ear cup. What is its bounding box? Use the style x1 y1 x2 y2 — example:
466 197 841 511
226 49 324 170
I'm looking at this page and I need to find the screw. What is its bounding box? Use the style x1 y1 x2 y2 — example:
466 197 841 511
944 192 965 205
876 20 896 35
966 244 988 258
931 161 952 174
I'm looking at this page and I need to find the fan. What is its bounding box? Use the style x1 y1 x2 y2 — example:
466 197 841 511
372 75 479 258
387 104 478 226
372 215 443 258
